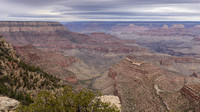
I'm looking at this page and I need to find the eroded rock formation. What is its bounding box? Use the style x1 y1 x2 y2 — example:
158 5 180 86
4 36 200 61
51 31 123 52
0 21 145 89
105 57 200 111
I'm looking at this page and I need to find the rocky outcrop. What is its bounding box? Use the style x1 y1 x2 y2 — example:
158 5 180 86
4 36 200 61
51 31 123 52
66 76 77 84
0 21 70 47
106 58 200 112
191 72 200 78
0 96 20 112
100 95 121 110
162 25 169 29
111 23 149 33
181 84 200 101
193 25 200 29
192 37 200 41
0 21 67 32
171 24 185 29
127 54 200 76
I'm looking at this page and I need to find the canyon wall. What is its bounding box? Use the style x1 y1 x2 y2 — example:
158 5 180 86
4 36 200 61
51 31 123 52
0 21 144 88
105 57 200 111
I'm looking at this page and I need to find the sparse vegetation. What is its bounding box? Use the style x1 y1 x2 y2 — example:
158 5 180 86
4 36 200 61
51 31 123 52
0 37 62 106
0 83 33 105
17 87 120 112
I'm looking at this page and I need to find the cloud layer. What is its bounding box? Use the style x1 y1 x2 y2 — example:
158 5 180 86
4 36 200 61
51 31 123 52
0 0 200 21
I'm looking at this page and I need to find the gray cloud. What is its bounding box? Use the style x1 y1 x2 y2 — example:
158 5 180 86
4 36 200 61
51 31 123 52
6 0 64 6
0 0 200 21
10 14 61 18
63 11 200 17
6 0 200 6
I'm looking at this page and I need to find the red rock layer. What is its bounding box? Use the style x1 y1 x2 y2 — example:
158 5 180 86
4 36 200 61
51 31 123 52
107 58 200 111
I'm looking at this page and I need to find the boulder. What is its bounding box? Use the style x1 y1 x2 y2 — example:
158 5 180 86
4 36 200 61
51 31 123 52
0 97 20 112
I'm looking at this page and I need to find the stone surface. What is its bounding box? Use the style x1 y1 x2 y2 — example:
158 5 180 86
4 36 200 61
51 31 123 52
105 58 200 111
100 95 121 110
0 21 147 89
66 76 77 84
0 97 20 112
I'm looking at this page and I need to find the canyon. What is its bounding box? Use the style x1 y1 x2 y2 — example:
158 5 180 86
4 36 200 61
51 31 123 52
65 21 200 111
0 21 146 89
65 22 200 58
0 21 200 111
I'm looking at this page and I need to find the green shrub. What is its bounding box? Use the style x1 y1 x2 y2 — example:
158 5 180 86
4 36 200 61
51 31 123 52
17 87 120 112
0 83 33 105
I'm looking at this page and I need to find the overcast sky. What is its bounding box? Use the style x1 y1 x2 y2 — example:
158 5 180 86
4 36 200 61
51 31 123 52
0 0 200 21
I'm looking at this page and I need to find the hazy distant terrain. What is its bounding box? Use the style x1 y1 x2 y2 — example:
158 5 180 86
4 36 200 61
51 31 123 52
64 21 200 58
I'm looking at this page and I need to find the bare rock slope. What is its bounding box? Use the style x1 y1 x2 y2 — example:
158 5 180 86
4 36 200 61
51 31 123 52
100 57 200 111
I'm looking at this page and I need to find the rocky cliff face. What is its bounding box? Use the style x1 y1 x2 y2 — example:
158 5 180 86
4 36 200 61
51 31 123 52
0 21 146 89
126 54 200 76
105 57 200 112
0 21 143 53
14 44 79 80
0 21 70 47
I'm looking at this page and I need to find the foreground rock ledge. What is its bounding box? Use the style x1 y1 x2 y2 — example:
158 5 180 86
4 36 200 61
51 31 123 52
0 97 20 112
100 95 121 110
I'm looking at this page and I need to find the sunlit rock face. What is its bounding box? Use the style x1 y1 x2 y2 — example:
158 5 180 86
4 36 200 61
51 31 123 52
0 97 20 112
171 24 185 29
162 25 169 29
100 95 121 110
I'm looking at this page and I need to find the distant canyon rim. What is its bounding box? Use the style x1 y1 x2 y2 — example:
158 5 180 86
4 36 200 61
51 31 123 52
0 21 200 111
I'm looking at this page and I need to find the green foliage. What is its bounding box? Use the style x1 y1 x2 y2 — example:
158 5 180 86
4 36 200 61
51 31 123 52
0 83 33 105
33 78 38 83
0 58 61 105
17 87 120 112
18 61 41 73
0 37 62 107
18 61 60 87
